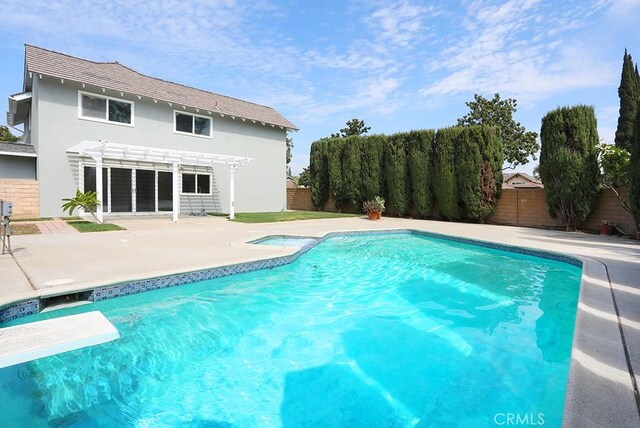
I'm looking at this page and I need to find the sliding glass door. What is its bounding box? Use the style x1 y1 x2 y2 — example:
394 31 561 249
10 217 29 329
111 168 132 212
83 166 174 214
158 172 173 212
136 170 155 212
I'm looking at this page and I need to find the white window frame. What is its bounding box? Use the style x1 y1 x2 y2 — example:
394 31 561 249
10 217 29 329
180 172 213 195
173 110 212 138
78 90 135 127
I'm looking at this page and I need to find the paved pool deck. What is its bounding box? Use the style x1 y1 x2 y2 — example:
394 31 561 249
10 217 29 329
1 215 639 427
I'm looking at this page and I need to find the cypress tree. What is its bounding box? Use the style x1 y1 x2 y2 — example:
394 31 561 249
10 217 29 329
455 126 503 222
385 133 409 215
360 134 386 201
327 138 346 211
615 50 639 152
408 130 435 217
539 105 600 231
341 136 362 208
309 139 330 209
433 127 463 220
630 104 640 233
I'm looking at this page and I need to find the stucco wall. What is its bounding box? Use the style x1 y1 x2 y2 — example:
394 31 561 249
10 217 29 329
34 77 287 216
0 156 36 180
0 179 39 218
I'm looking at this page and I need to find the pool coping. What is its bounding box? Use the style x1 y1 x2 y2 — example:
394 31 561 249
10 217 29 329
1 228 637 427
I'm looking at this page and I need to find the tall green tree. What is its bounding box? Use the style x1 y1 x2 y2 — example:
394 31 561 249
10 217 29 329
309 139 330 209
407 130 435 217
385 133 409 215
457 93 538 170
539 105 600 231
331 118 371 138
327 138 346 211
615 50 640 152
630 106 640 236
360 135 385 201
341 136 361 207
433 127 463 220
0 126 21 142
455 126 503 222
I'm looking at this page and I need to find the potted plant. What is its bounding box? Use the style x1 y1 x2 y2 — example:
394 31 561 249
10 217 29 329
363 196 385 220
598 220 616 235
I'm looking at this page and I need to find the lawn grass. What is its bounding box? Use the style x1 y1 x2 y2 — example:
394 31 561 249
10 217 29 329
60 216 82 221
10 224 41 235
67 221 125 233
12 217 53 222
232 211 361 223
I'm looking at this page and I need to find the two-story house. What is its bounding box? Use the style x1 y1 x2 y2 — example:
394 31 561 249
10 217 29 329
5 45 297 221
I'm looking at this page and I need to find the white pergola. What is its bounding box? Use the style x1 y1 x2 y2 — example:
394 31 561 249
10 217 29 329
66 140 252 223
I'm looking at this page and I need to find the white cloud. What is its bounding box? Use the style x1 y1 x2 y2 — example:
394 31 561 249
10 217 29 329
367 1 435 48
421 0 615 101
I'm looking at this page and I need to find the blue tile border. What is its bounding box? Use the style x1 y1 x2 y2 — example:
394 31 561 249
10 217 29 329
0 299 42 324
0 228 582 324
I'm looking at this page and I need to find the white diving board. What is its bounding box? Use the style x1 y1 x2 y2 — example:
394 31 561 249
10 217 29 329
0 311 120 368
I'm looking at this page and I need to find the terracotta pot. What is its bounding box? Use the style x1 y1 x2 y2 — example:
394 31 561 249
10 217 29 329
598 224 614 235
368 211 379 220
376 211 382 219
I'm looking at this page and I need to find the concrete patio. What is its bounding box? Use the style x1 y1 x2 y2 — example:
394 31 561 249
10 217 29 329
1 215 639 427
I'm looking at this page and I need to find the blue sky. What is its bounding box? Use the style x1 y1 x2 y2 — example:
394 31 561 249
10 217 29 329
1 0 639 175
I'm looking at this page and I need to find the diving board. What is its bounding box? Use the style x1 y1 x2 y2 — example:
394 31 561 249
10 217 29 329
0 311 119 368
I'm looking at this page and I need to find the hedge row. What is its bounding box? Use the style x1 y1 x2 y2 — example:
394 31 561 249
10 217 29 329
309 126 504 222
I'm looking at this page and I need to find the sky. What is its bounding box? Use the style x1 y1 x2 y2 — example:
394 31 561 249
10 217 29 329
1 0 639 175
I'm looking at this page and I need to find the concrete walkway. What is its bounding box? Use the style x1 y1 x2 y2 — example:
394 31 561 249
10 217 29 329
1 215 639 426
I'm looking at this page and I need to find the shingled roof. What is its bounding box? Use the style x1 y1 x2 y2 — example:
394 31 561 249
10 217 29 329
0 141 36 156
24 45 298 130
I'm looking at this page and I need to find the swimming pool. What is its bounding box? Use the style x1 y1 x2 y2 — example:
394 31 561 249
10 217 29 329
0 232 581 427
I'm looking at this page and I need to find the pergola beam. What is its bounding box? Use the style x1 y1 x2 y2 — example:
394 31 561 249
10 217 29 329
66 140 252 223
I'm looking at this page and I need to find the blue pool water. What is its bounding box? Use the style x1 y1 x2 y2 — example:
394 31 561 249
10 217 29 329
0 233 581 427
252 236 319 247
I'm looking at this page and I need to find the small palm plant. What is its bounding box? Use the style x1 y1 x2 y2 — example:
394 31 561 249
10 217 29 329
61 190 102 223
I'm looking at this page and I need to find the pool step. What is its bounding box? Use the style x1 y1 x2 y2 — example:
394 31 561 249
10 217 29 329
0 311 119 368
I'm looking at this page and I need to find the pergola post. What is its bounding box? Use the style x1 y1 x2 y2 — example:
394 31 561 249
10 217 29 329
229 165 237 220
95 156 104 223
172 162 180 223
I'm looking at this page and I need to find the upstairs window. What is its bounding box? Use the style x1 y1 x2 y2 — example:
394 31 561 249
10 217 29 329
182 173 211 194
175 111 212 137
79 92 133 125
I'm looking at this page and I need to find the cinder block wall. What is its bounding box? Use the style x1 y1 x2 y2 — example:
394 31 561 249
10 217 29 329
583 188 637 236
286 188 315 211
286 185 638 235
488 188 562 229
0 179 39 218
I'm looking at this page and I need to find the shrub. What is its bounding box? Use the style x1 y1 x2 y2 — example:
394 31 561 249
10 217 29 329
341 136 362 207
385 133 409 215
433 127 462 220
360 135 386 201
407 130 435 217
539 105 600 230
309 139 329 209
453 126 502 222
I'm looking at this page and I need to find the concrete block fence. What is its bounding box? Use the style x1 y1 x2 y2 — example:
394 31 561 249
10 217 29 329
0 179 39 218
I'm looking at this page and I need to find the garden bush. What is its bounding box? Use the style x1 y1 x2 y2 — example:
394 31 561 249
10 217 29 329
539 105 600 230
